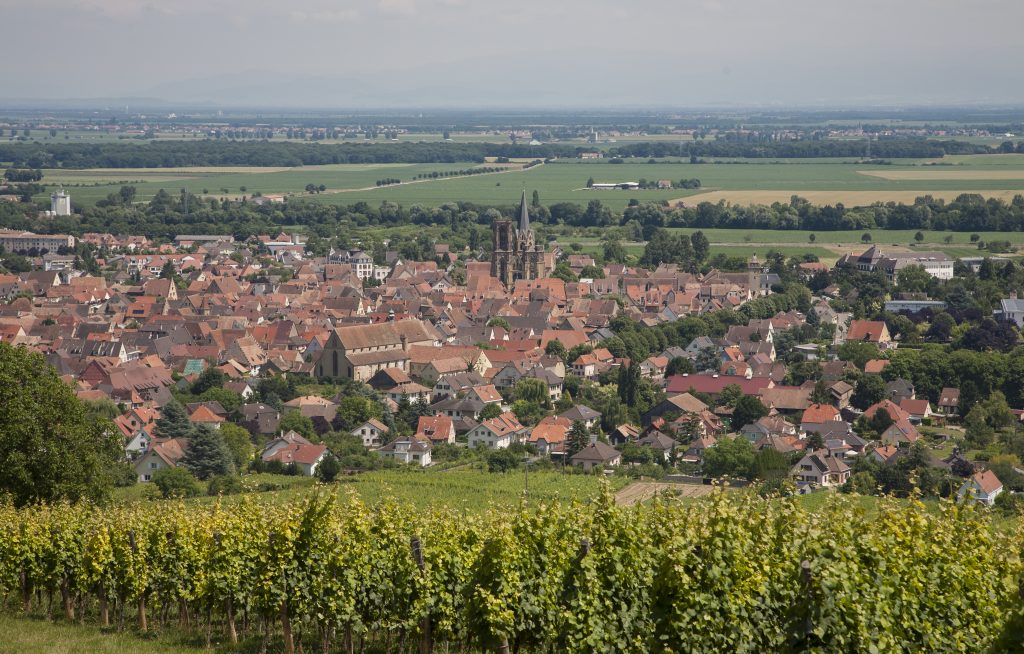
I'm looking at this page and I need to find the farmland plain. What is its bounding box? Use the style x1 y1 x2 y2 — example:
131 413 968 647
39 153 1024 210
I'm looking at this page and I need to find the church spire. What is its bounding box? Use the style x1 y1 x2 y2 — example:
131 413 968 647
518 189 530 233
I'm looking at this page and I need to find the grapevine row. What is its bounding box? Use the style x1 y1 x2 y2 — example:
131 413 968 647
0 490 1022 653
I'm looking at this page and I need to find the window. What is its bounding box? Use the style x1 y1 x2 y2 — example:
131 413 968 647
150 462 158 469
143 474 151 481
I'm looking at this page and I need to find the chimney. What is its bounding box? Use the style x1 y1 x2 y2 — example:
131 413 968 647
400 334 408 352
589 434 597 445
1011 291 1018 300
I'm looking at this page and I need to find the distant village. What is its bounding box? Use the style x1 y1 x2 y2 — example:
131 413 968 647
0 191 1016 507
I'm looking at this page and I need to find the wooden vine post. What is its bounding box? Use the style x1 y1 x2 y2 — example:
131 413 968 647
410 536 432 654
129 530 146 633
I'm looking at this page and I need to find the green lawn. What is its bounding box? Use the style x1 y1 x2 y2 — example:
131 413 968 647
0 614 211 654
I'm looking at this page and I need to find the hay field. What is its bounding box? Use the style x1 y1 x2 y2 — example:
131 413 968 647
858 169 1024 181
671 189 1024 206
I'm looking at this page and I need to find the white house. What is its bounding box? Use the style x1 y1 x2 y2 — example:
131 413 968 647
467 412 526 449
791 450 851 488
957 470 1003 506
352 418 389 448
379 438 432 467
133 438 187 482
262 441 329 476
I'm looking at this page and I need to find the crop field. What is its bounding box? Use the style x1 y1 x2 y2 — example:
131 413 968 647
35 152 1024 210
39 162 486 205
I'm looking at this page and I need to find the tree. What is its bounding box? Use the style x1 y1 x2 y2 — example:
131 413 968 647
156 398 193 438
515 377 551 408
695 347 719 373
914 231 924 243
927 312 955 341
0 343 122 506
837 341 882 369
487 317 510 330
690 231 710 263
478 403 502 421
316 453 342 482
702 436 755 479
566 420 590 458
279 411 316 438
845 471 877 495
152 467 203 499
545 339 567 362
487 448 521 473
181 425 235 480
852 374 886 410
617 361 642 406
191 367 227 395
603 238 627 263
731 395 769 429
333 395 382 431
219 423 255 472
809 233 816 243
805 433 825 451
751 448 789 481
665 357 694 377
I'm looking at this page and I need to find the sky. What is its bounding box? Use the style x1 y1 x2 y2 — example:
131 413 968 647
2 0 1023 108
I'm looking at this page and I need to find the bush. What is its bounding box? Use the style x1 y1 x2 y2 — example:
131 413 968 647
316 453 342 482
152 467 203 499
207 475 244 496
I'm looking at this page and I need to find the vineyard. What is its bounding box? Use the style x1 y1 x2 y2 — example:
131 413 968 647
1 489 1022 653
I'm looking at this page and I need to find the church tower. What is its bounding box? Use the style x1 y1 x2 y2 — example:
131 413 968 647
748 255 764 297
491 190 545 286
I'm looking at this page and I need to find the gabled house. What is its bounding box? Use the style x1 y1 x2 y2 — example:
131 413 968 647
937 387 961 419
379 438 432 467
845 320 895 350
899 398 932 424
957 470 1003 506
467 412 526 449
791 450 850 488
558 405 602 430
352 418 389 448
133 437 187 482
262 442 329 476
528 416 571 455
569 441 621 471
415 415 456 445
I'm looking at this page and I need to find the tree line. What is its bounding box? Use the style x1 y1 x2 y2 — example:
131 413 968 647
1 137 1016 171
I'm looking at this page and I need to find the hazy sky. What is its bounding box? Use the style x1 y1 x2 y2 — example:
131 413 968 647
3 0 1023 107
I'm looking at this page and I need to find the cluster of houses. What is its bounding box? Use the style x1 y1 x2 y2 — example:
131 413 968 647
0 231 1015 504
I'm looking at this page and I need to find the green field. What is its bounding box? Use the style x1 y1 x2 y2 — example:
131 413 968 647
42 153 1024 210
113 469 626 513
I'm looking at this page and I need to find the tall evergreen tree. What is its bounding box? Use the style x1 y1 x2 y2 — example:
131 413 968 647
566 420 591 458
182 425 235 480
156 398 193 439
